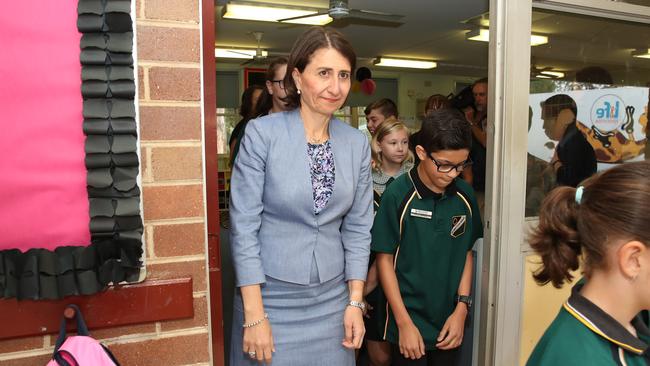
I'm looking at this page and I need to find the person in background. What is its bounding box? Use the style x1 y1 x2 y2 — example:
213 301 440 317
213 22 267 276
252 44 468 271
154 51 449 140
230 58 290 167
527 161 650 365
254 56 289 117
450 86 478 186
364 118 415 366
541 94 597 187
371 119 415 196
525 107 555 217
373 109 482 365
229 84 263 166
365 98 399 135
472 78 488 133
410 94 451 166
229 27 372 365
468 78 488 211
575 66 613 86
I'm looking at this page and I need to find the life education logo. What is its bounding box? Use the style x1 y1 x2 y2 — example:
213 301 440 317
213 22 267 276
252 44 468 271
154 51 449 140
590 94 625 132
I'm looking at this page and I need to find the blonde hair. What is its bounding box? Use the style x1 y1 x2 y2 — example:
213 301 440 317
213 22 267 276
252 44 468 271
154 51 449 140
371 117 414 173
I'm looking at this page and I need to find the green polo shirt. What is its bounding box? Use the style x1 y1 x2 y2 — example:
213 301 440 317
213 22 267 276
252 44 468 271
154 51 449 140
371 169 482 350
527 285 650 366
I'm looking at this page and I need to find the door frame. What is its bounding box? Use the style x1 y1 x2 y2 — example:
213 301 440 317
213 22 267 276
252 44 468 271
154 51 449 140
477 0 532 365
200 0 224 365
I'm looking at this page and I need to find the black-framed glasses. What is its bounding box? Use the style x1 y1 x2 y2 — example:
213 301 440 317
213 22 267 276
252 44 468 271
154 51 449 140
270 79 285 89
429 155 473 173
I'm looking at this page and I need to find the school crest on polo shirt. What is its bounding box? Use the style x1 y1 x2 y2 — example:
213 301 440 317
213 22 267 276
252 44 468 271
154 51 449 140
451 215 467 238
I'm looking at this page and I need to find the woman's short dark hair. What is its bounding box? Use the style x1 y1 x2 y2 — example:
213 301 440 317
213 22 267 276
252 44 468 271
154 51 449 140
424 94 451 115
239 84 264 119
364 98 398 118
418 108 472 153
283 27 357 109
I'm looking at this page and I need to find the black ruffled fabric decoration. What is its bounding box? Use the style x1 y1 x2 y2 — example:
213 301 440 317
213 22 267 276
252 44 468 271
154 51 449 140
0 0 142 300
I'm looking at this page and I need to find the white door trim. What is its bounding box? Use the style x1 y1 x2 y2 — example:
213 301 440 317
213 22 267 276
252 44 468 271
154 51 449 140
533 0 650 23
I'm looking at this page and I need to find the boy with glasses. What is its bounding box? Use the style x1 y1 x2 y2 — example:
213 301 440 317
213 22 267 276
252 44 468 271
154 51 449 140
372 109 483 365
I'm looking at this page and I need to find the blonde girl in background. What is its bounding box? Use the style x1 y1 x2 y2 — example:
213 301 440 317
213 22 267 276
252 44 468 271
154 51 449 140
371 118 415 195
364 118 414 366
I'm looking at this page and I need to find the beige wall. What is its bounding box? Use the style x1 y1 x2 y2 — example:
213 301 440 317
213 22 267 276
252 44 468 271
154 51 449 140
0 1 211 365
519 254 581 365
386 71 477 121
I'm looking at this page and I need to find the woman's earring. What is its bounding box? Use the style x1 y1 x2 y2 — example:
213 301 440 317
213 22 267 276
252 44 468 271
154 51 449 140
297 89 301 95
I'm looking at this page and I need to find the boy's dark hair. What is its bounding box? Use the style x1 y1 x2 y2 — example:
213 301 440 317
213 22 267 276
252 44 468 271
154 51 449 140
542 94 577 119
418 108 472 153
364 98 398 118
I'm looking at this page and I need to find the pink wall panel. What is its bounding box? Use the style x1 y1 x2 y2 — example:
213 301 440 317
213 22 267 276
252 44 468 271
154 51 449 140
0 1 90 251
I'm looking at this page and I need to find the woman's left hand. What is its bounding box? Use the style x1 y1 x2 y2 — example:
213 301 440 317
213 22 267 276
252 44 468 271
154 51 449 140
342 305 365 349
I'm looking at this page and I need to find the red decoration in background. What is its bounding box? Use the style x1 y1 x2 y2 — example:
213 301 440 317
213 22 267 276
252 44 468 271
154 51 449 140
361 79 377 95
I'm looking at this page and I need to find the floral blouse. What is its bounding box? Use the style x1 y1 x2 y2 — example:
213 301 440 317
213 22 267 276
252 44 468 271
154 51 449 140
308 141 335 214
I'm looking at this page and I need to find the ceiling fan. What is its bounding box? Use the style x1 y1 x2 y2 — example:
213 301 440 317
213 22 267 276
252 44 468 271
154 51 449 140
239 31 267 66
280 0 404 28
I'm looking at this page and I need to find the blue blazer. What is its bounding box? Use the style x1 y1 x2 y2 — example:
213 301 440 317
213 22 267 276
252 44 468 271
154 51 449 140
229 109 373 287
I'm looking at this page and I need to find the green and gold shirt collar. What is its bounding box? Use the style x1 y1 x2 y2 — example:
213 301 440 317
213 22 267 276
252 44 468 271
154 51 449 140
408 168 457 200
565 283 650 355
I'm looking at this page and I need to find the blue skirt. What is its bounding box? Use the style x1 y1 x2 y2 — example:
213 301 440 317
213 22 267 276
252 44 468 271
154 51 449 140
230 270 354 365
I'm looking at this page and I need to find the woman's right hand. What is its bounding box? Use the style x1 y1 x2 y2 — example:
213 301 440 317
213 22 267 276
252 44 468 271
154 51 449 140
397 321 425 360
243 319 274 364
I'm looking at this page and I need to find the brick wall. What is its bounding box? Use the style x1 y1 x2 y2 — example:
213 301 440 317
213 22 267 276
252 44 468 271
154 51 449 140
0 1 213 365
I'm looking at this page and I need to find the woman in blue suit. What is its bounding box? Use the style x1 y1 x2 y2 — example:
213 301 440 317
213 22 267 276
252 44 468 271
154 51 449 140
229 27 373 365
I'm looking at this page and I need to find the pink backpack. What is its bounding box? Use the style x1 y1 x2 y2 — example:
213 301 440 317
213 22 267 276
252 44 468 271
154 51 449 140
46 305 120 366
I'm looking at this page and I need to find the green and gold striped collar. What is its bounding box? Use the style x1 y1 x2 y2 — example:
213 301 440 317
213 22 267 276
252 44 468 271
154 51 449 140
564 284 650 355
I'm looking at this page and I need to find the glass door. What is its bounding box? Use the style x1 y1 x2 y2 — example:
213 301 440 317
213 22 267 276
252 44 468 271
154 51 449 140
480 0 650 365
520 3 650 364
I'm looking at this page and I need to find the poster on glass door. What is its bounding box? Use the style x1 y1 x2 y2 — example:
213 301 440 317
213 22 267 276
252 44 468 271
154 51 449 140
529 87 649 170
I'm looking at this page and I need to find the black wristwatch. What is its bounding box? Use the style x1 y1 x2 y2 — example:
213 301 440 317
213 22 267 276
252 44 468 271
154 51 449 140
456 295 473 310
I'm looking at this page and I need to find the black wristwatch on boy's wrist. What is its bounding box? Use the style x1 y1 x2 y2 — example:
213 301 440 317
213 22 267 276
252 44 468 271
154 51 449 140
456 295 473 310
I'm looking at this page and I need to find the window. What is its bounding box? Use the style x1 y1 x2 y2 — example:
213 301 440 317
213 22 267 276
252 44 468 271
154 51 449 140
216 108 239 155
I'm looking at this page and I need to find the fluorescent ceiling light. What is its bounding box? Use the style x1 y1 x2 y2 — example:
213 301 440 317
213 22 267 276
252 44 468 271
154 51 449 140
632 49 650 59
282 14 333 25
466 29 548 46
374 57 437 69
540 70 564 78
215 48 268 59
222 3 317 22
535 74 552 79
466 28 490 42
530 34 549 46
